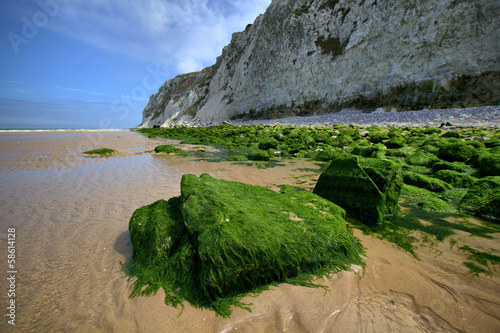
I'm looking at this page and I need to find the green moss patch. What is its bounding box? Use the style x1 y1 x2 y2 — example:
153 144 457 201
313 155 402 226
403 171 453 193
400 185 453 213
126 174 364 317
433 170 476 189
83 148 116 156
154 144 190 156
459 177 500 221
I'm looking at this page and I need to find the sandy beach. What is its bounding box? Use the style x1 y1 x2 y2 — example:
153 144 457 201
1 130 499 332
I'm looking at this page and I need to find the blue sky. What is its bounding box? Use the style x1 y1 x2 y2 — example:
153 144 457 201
0 0 270 129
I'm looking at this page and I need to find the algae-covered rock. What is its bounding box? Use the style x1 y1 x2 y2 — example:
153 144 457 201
468 151 500 177
433 170 476 189
127 174 364 317
154 144 189 156
400 185 453 213
437 142 476 162
459 177 500 221
83 148 115 156
403 171 453 193
406 149 441 167
313 155 403 226
431 161 466 173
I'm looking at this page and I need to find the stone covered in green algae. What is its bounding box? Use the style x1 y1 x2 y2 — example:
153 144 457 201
433 170 476 189
127 174 364 317
402 171 453 193
313 154 403 226
83 148 115 155
459 176 500 221
154 144 189 156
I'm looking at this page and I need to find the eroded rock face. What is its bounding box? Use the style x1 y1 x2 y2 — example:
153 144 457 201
140 0 500 127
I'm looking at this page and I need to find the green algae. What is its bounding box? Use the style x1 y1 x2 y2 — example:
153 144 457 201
403 171 453 193
437 142 477 162
83 148 116 156
433 170 476 189
431 161 467 173
459 177 500 221
400 184 453 213
313 154 402 226
406 149 440 168
459 245 500 277
154 145 190 156
126 174 364 317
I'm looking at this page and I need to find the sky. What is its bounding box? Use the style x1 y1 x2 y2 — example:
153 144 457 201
0 0 271 129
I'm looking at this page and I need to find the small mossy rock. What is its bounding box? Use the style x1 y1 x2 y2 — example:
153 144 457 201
247 151 270 161
350 144 385 157
403 171 453 192
313 155 402 226
468 151 500 177
459 177 500 221
228 155 248 161
400 185 453 213
368 132 389 144
128 174 364 317
384 135 407 149
437 142 476 162
258 139 279 150
406 149 440 167
83 148 115 155
431 161 466 173
155 145 189 155
441 131 461 138
433 170 476 189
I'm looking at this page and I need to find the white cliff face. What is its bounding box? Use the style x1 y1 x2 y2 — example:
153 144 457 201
140 0 500 128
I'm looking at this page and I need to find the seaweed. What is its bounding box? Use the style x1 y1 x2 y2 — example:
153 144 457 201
459 176 500 221
459 245 500 276
83 148 115 156
431 161 466 173
406 149 440 168
313 154 402 226
433 170 476 189
402 171 453 193
437 142 476 162
468 150 500 177
154 145 190 156
126 174 364 317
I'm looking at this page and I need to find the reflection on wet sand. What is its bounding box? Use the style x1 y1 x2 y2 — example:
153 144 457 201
0 131 498 332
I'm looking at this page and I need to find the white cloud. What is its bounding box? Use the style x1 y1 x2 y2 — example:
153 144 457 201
49 0 271 74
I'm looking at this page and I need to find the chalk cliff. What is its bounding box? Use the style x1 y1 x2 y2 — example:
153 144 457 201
140 0 500 128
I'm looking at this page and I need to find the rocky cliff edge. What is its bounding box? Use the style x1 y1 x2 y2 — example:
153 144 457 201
139 0 500 128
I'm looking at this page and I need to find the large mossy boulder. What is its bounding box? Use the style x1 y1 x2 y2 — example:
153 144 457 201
127 174 364 317
459 176 500 221
313 155 403 226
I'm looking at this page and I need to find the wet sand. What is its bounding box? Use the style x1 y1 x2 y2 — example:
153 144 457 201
0 131 499 332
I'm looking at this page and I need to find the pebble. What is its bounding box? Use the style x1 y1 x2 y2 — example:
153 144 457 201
231 105 500 128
